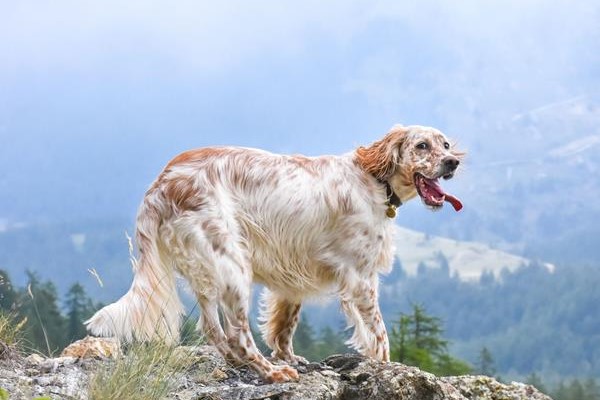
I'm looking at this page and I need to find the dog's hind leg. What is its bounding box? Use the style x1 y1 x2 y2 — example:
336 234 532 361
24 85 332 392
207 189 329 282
220 272 299 382
195 294 242 366
258 288 307 365
172 210 299 382
167 213 242 366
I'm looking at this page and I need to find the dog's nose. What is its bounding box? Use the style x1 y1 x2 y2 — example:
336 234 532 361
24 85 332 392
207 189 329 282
443 156 460 171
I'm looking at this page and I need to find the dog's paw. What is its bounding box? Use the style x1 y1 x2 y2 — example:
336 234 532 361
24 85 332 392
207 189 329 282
265 365 299 382
272 351 309 366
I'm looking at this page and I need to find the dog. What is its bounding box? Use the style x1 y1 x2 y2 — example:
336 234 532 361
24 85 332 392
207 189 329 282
86 124 463 382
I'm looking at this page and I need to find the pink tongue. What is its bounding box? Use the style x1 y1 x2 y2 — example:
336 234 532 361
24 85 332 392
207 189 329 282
425 178 463 212
444 193 463 211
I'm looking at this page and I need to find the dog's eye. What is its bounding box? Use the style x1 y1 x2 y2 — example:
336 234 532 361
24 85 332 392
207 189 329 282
416 142 428 150
444 142 450 149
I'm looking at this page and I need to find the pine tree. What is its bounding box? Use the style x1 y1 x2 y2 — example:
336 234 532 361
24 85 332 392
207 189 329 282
568 379 585 400
0 269 17 311
476 346 496 376
64 283 95 343
583 378 600 400
389 303 471 376
314 325 347 359
411 304 447 356
251 323 269 355
19 271 67 354
552 378 600 400
416 261 429 277
435 353 471 376
387 258 406 282
391 314 411 363
180 317 204 346
294 313 317 361
478 270 495 286
525 372 547 394
553 381 569 400
435 252 450 276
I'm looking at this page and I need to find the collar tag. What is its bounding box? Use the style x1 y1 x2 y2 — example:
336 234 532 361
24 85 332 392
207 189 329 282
386 203 397 218
379 180 401 217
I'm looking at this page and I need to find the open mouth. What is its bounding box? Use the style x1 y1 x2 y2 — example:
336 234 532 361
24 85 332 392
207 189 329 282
414 173 463 211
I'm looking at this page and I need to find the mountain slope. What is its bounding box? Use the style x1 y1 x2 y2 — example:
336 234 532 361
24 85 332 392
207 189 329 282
393 226 553 281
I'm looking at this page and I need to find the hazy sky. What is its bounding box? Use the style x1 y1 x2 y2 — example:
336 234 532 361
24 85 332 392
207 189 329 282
1 0 599 220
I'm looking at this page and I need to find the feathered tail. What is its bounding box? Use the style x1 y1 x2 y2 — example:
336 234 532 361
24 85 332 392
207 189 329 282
85 191 183 344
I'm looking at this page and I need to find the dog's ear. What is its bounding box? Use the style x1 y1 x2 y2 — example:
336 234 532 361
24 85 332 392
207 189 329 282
355 125 407 180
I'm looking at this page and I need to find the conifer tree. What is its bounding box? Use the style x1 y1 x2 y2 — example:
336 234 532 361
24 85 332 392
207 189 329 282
389 303 471 376
525 372 547 394
65 282 95 343
387 258 406 281
476 346 496 376
568 379 585 400
19 271 67 354
583 378 600 400
553 381 569 400
294 313 318 361
435 252 450 276
0 269 17 311
314 325 347 359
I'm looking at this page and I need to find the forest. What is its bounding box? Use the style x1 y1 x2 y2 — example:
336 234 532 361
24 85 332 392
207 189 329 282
379 258 600 378
1 265 599 400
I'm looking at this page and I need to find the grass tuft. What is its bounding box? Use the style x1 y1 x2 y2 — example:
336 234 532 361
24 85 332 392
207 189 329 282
0 310 25 354
88 340 198 400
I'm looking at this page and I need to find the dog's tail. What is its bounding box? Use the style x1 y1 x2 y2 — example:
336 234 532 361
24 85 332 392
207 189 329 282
85 189 183 344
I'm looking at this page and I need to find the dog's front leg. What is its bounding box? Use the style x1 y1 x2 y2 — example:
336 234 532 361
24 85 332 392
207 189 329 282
340 276 390 362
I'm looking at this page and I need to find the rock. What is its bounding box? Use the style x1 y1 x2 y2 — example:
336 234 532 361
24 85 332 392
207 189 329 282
39 357 77 373
442 375 552 400
25 353 45 365
210 367 228 380
324 354 466 400
0 345 553 400
0 354 89 399
60 336 120 359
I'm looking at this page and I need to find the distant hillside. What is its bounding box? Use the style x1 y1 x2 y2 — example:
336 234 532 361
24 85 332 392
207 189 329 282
393 226 554 281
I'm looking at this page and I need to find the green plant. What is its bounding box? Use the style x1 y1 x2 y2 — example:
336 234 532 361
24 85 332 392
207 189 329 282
88 341 198 400
389 303 471 376
0 310 25 349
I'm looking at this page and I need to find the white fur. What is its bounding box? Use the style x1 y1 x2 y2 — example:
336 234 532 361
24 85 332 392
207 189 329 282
85 125 460 381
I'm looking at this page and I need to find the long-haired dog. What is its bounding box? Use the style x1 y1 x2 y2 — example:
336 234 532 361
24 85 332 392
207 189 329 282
86 124 463 382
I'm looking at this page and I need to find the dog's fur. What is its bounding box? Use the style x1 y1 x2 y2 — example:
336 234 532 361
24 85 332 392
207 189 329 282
86 124 463 382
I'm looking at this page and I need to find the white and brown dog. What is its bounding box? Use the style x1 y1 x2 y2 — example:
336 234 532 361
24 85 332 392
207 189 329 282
86 124 463 382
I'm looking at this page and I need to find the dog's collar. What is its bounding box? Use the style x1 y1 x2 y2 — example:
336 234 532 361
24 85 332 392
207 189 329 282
379 179 402 218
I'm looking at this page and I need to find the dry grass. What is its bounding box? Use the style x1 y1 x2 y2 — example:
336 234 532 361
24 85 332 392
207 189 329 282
0 310 25 353
87 234 207 399
88 340 198 400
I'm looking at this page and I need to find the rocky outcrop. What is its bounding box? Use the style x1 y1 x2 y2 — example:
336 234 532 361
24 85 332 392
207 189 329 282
0 339 552 400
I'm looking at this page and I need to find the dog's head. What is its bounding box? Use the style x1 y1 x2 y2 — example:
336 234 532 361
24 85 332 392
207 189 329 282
355 124 465 211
